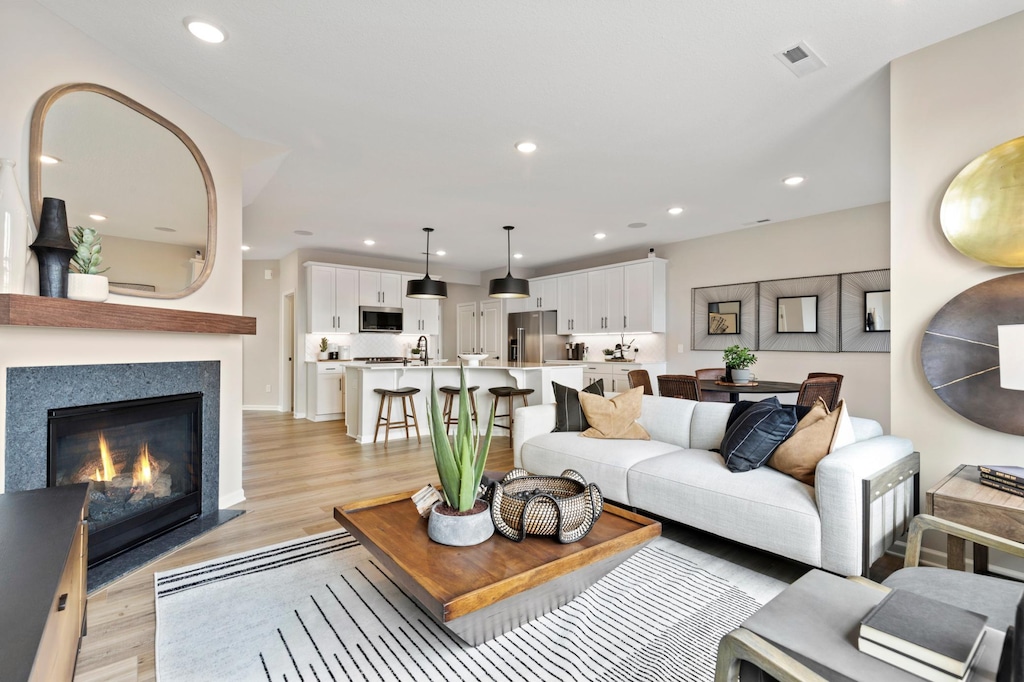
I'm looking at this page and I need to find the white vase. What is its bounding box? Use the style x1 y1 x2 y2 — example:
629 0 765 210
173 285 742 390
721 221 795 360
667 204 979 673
0 158 33 294
67 273 109 302
731 368 752 384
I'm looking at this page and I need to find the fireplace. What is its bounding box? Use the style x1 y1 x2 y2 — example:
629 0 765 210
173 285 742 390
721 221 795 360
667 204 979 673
48 393 203 566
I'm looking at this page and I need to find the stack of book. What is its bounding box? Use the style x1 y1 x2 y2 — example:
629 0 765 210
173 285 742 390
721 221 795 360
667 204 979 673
858 589 989 681
978 465 1024 498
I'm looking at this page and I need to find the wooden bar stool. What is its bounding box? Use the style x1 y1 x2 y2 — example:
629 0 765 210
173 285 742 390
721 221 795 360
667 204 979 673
439 385 479 435
488 386 534 448
372 387 421 446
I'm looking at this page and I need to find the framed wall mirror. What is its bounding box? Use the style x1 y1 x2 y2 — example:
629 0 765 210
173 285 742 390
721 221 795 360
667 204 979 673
776 296 818 333
708 301 741 334
29 83 216 299
865 290 891 332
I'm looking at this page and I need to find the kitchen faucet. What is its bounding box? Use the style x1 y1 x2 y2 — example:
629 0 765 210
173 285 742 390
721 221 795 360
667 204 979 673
416 336 429 365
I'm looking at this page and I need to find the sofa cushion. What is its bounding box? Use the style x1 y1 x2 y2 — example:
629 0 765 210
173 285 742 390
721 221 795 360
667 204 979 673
769 398 833 485
727 400 814 428
720 397 798 473
637 395 697 448
551 379 604 432
519 432 682 504
579 388 650 440
628 449 822 567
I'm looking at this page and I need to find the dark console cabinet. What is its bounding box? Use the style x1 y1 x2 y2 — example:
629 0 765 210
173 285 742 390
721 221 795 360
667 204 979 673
0 484 89 681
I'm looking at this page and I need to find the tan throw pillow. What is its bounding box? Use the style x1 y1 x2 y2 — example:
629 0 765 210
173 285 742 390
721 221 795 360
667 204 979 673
578 387 651 440
769 398 847 486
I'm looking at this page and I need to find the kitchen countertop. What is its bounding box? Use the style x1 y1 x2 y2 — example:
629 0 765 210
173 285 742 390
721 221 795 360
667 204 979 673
346 361 563 371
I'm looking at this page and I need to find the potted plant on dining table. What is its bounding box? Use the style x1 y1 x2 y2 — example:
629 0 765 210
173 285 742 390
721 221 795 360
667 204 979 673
723 345 757 384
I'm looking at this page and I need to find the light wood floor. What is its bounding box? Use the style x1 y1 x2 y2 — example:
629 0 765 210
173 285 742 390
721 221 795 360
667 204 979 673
73 411 808 681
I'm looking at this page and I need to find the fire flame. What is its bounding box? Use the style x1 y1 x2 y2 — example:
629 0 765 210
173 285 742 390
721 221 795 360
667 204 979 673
91 432 117 482
133 443 154 486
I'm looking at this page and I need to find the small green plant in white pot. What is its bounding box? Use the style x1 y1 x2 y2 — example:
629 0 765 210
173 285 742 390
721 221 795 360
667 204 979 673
723 345 757 384
427 367 496 546
318 337 329 360
67 226 109 302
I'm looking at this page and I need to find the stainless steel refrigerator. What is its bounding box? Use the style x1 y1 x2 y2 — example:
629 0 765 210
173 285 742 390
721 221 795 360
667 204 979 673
507 311 568 363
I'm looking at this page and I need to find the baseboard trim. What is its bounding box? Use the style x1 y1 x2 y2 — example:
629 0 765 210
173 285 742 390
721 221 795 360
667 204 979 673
886 539 1024 582
242 405 281 411
219 489 246 509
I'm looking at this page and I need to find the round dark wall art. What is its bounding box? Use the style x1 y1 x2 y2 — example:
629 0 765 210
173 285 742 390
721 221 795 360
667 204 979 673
921 272 1024 435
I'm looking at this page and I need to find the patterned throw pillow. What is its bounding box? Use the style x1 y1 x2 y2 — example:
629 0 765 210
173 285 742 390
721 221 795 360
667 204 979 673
578 387 651 440
551 379 604 432
720 397 798 472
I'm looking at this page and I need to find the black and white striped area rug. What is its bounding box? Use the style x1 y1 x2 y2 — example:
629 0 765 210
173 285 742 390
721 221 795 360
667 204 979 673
154 529 784 681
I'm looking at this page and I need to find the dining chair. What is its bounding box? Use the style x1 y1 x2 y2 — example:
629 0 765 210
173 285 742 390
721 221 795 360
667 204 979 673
806 372 843 409
695 368 731 403
657 375 701 401
627 369 654 395
796 376 840 410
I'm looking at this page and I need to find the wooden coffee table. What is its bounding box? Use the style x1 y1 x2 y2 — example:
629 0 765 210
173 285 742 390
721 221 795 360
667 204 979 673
334 490 661 645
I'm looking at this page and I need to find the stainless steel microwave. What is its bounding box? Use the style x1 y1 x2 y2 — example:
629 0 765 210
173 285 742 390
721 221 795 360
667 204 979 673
359 306 403 333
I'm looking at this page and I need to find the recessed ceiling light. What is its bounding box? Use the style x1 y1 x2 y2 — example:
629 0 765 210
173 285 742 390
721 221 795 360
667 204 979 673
783 175 805 186
293 229 313 236
39 155 61 165
185 18 226 43
241 245 251 251
154 226 176 233
627 222 647 229
513 253 523 259
363 239 375 246
515 141 537 153
667 207 684 216
89 214 107 221
435 250 446 256
594 233 606 240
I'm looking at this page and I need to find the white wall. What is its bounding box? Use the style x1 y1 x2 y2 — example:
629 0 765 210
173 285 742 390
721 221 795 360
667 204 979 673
891 12 1024 495
0 2 249 506
101 234 198 293
242 260 281 408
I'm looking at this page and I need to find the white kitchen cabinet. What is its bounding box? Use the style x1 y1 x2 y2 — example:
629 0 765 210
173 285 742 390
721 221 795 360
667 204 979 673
401 275 440 334
359 271 403 307
623 261 666 333
587 267 624 333
557 273 588 334
308 363 345 421
306 264 359 333
504 297 526 314
582 362 667 394
525 277 558 311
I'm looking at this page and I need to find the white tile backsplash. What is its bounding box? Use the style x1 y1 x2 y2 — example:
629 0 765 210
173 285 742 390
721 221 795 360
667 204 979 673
305 333 438 361
567 333 666 363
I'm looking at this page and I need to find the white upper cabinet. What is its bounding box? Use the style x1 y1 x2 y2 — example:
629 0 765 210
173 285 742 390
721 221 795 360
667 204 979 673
401 275 440 335
557 273 588 334
359 271 403 307
524 278 558 311
588 266 624 333
307 264 359 333
623 261 666 333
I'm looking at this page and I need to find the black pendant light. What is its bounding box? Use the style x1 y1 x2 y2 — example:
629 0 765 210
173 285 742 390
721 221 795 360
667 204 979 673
406 227 448 299
489 225 530 298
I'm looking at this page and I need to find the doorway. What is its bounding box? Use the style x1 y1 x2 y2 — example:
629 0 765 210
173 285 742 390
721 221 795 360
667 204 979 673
457 302 477 354
479 299 503 361
283 293 294 413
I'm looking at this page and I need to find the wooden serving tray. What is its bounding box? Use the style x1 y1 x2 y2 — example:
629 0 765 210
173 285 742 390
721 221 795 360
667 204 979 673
715 380 759 386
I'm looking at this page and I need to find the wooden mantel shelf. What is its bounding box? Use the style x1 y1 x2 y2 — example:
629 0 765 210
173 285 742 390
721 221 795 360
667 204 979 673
0 294 256 335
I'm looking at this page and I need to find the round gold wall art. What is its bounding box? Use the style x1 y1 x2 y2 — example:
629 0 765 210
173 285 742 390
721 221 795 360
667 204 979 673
939 136 1024 267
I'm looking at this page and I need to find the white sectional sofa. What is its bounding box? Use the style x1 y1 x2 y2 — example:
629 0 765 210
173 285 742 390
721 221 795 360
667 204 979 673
512 395 918 576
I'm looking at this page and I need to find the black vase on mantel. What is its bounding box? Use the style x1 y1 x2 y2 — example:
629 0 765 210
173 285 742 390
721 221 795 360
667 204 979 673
30 197 75 298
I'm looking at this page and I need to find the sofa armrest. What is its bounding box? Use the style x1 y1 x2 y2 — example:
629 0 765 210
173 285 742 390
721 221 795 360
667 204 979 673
512 404 556 468
814 436 916 575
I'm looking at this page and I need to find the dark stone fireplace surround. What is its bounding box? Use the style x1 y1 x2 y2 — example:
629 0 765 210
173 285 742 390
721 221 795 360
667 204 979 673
5 362 220 515
4 361 239 589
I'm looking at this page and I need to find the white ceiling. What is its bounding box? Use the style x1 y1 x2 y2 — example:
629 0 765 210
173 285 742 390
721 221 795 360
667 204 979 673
33 1 1024 274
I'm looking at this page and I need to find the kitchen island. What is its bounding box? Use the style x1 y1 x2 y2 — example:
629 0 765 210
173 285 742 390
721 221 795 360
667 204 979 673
345 362 585 443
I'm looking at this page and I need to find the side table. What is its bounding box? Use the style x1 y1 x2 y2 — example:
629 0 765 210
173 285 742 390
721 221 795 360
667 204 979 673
927 464 1024 573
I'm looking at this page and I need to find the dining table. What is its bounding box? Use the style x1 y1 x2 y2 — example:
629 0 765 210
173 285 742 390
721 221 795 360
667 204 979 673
697 379 803 404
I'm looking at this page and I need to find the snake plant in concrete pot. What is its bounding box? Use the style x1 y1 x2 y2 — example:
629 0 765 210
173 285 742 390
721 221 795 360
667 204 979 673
427 366 496 546
67 226 109 302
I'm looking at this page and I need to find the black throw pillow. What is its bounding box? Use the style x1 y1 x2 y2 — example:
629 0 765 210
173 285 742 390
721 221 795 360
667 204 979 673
552 380 604 432
726 399 814 429
720 397 799 472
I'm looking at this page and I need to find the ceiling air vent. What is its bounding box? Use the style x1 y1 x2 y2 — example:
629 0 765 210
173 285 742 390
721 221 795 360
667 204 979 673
774 41 826 78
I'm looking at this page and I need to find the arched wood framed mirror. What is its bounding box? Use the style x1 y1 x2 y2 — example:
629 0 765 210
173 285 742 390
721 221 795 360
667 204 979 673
29 83 217 299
